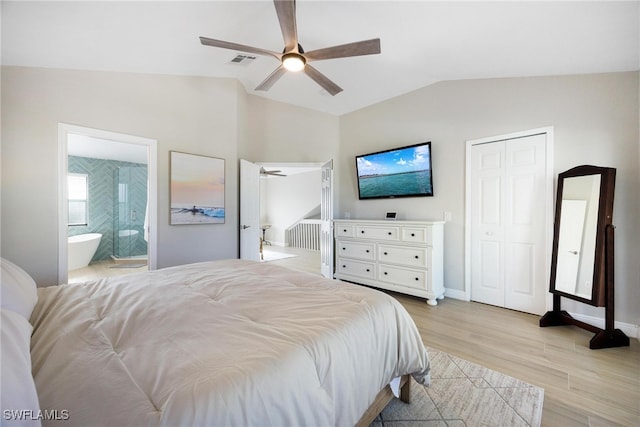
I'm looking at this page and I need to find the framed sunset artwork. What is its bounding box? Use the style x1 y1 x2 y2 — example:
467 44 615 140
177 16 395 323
170 151 225 225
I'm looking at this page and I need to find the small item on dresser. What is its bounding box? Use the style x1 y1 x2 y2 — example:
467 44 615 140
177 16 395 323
385 212 397 220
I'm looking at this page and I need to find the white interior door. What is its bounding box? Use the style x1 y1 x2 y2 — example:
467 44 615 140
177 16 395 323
468 130 551 315
503 134 548 314
240 159 261 261
470 141 506 306
320 160 334 278
555 199 587 294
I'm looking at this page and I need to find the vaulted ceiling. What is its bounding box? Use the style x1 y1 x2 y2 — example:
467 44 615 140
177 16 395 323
2 1 638 115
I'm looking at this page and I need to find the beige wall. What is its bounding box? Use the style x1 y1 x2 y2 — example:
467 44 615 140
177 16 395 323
1 66 241 285
340 72 639 326
241 95 340 163
1 66 638 327
1 66 341 287
260 170 322 246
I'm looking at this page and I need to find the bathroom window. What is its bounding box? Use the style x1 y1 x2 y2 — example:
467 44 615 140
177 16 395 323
68 173 88 226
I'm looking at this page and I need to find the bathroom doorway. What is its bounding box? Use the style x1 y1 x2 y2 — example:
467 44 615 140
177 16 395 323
58 124 158 284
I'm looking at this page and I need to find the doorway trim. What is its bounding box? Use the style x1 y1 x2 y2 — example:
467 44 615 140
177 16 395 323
464 126 554 307
58 123 158 284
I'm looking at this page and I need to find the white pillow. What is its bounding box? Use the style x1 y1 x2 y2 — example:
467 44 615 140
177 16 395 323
1 258 38 321
0 309 42 426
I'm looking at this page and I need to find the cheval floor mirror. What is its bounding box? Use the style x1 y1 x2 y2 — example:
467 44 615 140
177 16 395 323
540 165 629 349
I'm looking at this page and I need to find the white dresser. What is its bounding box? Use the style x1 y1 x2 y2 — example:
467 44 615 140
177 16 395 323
334 219 445 305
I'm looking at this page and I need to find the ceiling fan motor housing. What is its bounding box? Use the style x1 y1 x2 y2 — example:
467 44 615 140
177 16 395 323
282 52 306 71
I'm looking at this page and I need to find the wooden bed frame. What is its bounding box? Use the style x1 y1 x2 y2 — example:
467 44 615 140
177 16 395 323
355 374 411 426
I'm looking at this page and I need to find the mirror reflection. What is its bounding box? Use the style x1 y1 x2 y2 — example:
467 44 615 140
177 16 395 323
554 174 601 299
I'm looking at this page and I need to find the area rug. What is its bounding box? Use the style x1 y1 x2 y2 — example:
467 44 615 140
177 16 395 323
261 250 298 262
372 347 544 427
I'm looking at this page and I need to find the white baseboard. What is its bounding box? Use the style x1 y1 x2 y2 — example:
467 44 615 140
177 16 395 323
569 312 639 341
443 289 638 341
444 288 467 301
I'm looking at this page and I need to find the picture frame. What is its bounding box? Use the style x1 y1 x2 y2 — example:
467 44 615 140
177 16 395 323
170 151 225 225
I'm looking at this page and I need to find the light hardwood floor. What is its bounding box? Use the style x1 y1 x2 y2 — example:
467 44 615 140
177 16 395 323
395 295 639 427
68 259 148 283
267 248 640 427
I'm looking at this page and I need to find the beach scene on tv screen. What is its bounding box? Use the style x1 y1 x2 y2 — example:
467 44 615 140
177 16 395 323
357 144 432 198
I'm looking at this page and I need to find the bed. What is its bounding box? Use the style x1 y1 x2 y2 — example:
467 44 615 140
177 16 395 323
2 258 430 426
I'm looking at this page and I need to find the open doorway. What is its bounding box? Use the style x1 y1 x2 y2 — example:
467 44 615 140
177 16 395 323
58 124 157 284
240 161 333 277
259 163 323 274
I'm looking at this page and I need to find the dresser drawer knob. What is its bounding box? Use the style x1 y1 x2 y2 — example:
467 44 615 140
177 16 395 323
383 252 388 255
383 272 388 275
366 269 370 272
388 232 392 235
411 233 415 237
361 230 365 234
415 255 419 259
342 265 346 268
343 229 347 232
366 249 370 253
415 277 419 281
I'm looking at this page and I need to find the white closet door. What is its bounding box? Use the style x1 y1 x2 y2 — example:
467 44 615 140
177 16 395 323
470 141 507 306
503 134 547 314
469 133 548 315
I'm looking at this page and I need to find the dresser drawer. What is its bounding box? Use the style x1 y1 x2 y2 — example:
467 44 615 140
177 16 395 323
378 245 429 268
332 220 444 304
378 264 427 290
336 259 376 279
401 227 431 244
355 225 399 241
335 224 355 238
337 241 375 260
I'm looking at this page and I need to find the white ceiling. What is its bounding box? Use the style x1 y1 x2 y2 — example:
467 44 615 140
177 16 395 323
68 134 148 163
2 1 639 116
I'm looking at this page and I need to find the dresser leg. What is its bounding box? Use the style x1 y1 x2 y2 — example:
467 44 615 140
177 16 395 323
426 299 438 306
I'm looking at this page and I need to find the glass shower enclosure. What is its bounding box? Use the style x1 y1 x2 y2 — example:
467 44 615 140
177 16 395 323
113 165 148 261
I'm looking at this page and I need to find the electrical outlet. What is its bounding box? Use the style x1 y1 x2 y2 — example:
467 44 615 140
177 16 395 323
443 211 452 222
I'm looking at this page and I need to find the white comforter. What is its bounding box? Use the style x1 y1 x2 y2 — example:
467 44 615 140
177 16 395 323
30 260 430 426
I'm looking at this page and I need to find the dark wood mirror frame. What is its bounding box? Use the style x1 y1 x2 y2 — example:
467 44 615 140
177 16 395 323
540 165 629 349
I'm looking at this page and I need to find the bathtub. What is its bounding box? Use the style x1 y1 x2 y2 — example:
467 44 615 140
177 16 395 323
68 233 102 271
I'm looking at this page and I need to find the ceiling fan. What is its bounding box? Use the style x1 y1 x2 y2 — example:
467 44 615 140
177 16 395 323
199 0 381 96
260 167 287 177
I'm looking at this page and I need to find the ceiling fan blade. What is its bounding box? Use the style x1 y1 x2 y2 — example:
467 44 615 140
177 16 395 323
199 36 281 59
273 0 298 52
304 38 381 61
256 65 288 91
260 167 287 177
303 65 343 96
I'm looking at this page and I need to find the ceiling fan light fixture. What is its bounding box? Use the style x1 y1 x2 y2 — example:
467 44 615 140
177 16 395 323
282 53 306 72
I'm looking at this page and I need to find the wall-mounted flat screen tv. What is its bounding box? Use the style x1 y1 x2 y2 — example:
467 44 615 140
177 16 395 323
356 142 433 199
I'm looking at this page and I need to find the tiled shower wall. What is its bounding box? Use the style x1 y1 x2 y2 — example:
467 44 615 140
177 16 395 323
68 156 148 262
